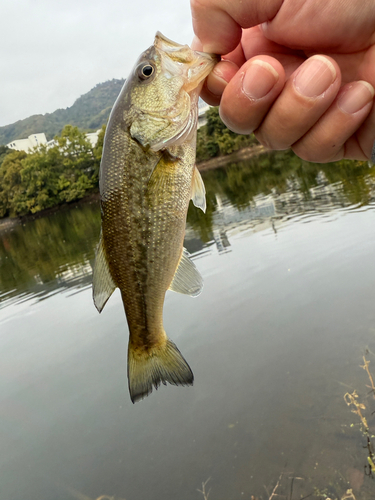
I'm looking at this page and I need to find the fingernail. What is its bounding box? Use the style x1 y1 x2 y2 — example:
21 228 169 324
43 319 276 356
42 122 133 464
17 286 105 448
212 64 233 83
206 61 237 96
206 73 228 96
242 60 279 100
294 55 336 98
338 81 375 114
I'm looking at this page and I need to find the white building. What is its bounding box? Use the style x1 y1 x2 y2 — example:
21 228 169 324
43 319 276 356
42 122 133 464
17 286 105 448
6 130 101 153
198 99 210 129
85 130 101 147
7 133 47 153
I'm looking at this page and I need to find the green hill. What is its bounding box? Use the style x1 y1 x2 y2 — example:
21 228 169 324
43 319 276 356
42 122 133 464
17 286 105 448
0 79 125 145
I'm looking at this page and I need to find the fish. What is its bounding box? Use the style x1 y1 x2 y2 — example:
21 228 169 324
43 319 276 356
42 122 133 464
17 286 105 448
92 32 217 403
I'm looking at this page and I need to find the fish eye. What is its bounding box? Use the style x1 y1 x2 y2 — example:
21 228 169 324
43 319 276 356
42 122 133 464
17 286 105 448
137 63 155 81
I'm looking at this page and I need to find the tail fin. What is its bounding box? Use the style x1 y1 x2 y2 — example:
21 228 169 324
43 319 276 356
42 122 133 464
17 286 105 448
128 339 194 403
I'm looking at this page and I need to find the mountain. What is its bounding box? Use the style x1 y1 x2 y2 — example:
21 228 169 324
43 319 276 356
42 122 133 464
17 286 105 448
0 79 125 146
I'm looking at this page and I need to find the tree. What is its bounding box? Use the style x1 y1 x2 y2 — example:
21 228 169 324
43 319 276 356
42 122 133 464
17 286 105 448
53 125 98 202
0 145 10 168
0 150 28 217
93 125 105 164
20 147 60 213
196 107 258 161
0 125 101 218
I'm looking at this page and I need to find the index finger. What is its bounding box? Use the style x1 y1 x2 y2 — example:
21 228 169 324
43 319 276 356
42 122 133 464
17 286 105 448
190 0 283 54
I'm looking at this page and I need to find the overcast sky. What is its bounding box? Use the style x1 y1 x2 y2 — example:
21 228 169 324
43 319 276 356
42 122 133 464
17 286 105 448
0 0 195 127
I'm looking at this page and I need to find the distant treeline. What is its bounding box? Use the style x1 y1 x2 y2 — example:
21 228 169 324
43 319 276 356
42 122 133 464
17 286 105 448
0 79 125 145
0 125 104 218
0 108 260 219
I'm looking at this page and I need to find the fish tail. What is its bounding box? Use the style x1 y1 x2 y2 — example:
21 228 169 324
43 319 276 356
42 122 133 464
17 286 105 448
128 338 194 403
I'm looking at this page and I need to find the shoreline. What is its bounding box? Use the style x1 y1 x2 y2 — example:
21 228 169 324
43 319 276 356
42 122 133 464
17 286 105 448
197 144 267 171
0 192 100 232
0 145 268 231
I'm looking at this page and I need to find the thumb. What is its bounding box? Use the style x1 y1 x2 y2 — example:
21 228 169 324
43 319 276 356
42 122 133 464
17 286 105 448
191 0 283 54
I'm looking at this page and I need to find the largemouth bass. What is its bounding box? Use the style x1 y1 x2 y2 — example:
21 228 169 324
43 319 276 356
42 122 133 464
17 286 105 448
92 32 217 403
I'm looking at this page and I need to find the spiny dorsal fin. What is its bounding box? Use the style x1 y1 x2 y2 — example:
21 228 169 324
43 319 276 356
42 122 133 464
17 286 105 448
168 248 203 297
92 233 116 312
191 166 206 213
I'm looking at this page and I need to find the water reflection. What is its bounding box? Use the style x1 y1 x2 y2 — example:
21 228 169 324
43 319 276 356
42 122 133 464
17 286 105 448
187 151 375 247
1 150 375 499
0 202 100 307
1 150 375 308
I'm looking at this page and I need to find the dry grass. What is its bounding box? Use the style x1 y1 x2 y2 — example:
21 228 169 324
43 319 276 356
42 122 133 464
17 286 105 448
344 356 375 476
197 474 358 500
197 478 211 500
198 354 375 500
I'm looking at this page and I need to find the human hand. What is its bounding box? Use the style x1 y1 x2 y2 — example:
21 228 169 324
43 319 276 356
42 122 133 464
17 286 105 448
191 0 375 162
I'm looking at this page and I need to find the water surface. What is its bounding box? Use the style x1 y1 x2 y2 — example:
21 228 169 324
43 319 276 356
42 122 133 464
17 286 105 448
1 151 375 499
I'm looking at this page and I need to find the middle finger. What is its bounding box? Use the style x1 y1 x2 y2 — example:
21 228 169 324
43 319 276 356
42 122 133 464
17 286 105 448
255 55 341 150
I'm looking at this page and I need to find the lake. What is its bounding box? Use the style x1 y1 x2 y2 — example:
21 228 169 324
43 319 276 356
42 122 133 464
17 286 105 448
1 150 375 500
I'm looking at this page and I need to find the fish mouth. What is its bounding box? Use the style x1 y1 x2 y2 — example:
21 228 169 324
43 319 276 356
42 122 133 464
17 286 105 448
154 31 187 53
154 31 218 92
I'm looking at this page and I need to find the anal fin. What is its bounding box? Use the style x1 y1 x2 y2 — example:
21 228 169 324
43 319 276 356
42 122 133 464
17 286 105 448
92 233 116 312
168 248 203 297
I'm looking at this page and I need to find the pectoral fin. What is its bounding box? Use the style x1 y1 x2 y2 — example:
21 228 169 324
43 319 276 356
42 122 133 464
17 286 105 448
168 248 203 297
148 158 172 195
191 166 206 213
147 151 178 203
92 234 116 312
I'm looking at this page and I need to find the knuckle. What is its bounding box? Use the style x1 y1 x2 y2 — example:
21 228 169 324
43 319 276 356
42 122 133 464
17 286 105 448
219 106 255 135
253 131 271 149
292 142 333 163
255 130 289 151
292 143 318 162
